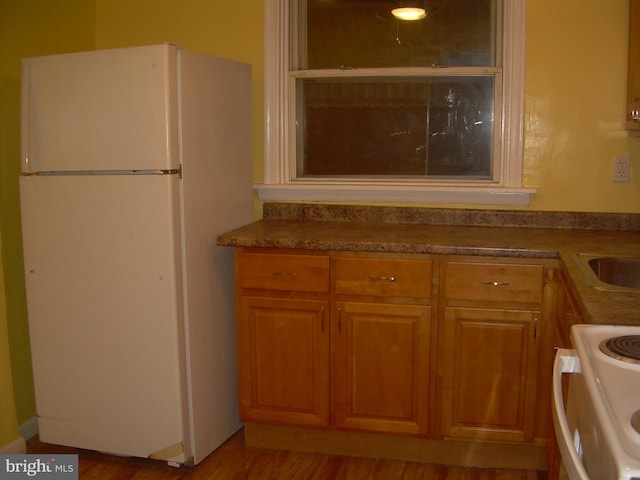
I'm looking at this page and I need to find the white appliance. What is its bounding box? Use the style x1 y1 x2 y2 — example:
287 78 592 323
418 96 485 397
19 44 253 465
553 324 640 479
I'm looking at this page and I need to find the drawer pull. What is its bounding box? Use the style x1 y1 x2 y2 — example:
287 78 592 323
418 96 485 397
369 276 396 282
272 271 297 278
482 281 510 287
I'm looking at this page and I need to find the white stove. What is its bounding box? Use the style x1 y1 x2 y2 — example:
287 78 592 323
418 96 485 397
553 324 640 479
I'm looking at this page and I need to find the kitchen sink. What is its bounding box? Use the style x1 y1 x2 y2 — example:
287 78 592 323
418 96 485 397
573 253 640 292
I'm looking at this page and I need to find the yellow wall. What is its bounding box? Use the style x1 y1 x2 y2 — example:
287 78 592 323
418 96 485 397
97 0 640 213
94 0 265 189
0 0 638 432
0 0 95 426
525 1 640 211
0 232 21 451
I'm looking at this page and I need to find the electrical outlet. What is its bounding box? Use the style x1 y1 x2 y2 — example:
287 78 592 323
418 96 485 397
614 156 630 182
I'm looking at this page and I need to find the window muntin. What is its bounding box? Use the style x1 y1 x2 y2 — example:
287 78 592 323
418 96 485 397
293 0 501 183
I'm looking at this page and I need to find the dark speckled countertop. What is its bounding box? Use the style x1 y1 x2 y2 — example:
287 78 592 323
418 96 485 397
217 203 640 326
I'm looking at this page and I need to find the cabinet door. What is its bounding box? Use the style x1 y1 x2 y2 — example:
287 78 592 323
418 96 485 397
440 307 539 443
237 296 330 427
334 302 431 435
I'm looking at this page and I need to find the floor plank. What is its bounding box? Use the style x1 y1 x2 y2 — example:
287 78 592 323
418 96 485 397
26 429 547 479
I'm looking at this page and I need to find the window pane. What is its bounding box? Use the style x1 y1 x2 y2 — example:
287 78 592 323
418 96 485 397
299 77 494 178
302 0 496 69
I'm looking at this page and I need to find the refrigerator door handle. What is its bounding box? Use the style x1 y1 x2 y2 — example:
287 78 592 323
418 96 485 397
21 167 182 177
21 63 31 173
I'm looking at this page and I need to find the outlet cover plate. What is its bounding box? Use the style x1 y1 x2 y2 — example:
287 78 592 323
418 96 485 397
614 156 630 182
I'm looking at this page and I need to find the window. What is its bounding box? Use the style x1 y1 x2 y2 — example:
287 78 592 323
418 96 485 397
259 0 533 206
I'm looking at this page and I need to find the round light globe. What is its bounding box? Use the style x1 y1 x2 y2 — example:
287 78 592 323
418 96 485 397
391 7 427 21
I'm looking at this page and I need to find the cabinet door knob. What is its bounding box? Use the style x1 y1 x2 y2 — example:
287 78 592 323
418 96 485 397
632 98 640 122
482 280 510 287
272 271 297 278
369 275 396 282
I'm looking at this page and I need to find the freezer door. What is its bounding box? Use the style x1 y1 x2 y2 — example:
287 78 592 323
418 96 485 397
21 44 179 173
20 174 189 461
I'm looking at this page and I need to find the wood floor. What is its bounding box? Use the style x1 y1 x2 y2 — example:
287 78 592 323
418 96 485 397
27 429 547 479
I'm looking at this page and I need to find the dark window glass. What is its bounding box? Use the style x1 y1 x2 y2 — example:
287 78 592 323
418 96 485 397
303 0 496 69
299 77 494 178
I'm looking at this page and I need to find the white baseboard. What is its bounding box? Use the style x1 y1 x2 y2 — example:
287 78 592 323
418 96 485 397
0 436 26 454
0 418 37 454
19 417 38 440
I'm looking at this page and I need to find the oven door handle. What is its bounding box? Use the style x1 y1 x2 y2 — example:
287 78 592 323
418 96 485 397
552 348 590 480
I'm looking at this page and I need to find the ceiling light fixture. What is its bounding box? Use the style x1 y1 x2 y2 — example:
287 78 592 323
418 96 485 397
391 7 427 21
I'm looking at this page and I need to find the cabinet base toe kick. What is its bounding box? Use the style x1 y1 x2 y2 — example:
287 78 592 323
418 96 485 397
243 423 547 471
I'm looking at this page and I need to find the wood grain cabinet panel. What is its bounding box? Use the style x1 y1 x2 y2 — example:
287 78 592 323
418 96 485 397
332 254 434 436
333 301 431 435
237 296 330 427
236 249 331 428
235 249 557 460
438 257 553 445
445 262 543 304
440 307 540 443
238 252 330 292
334 257 432 298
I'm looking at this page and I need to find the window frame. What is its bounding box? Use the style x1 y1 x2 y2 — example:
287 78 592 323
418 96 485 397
258 0 534 206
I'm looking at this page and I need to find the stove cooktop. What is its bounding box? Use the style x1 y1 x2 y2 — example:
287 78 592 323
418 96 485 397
571 324 640 477
600 335 640 364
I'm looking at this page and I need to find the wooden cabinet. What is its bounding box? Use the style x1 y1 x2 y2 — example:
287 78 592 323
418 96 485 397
628 0 640 135
234 248 556 467
440 307 540 442
333 255 433 435
555 271 583 349
439 258 547 443
236 250 330 427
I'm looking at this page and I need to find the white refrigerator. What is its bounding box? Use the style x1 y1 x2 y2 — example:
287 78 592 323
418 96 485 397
19 44 253 465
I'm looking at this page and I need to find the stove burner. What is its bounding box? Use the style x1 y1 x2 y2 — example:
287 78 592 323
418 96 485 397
599 335 640 364
633 410 640 435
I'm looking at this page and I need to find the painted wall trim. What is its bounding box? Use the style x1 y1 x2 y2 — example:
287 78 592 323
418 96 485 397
255 184 537 207
0 436 26 454
19 417 38 441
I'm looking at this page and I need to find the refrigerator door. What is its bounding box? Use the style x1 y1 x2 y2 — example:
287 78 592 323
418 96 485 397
20 174 189 462
21 44 179 173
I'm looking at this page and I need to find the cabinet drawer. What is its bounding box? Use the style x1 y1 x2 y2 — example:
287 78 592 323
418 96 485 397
238 252 330 292
445 262 544 303
335 257 432 298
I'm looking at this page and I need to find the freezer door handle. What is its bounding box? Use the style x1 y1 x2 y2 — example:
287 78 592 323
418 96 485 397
21 167 182 177
21 63 31 173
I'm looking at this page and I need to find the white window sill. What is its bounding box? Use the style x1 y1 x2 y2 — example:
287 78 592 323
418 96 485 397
255 184 537 207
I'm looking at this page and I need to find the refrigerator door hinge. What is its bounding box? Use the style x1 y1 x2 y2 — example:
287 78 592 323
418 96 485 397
160 166 181 177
